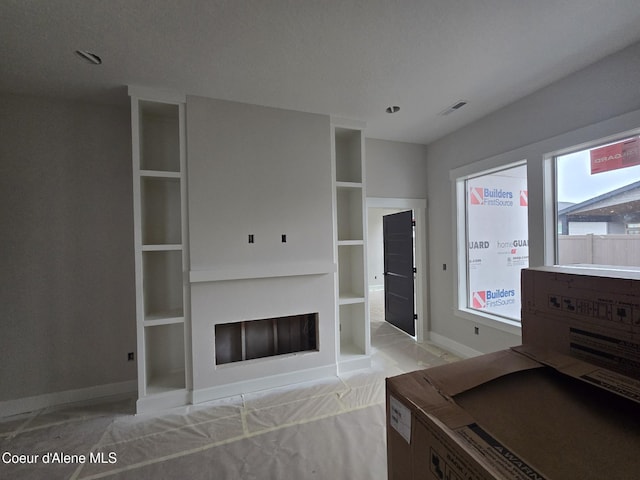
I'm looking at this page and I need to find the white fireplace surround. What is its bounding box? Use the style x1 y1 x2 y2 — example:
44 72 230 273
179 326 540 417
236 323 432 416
190 272 337 402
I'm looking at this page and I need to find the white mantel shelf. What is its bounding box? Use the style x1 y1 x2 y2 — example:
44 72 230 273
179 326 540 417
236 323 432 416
189 262 337 283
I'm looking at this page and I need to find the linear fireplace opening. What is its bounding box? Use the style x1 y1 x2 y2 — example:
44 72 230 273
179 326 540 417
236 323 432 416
215 313 318 365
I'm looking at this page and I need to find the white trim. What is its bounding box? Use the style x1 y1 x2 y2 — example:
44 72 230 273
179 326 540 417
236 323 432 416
428 332 483 359
543 125 640 160
451 160 527 333
366 197 428 343
454 308 523 336
544 124 640 266
192 365 337 404
336 181 363 189
446 108 640 339
542 154 556 266
189 263 337 283
449 108 640 269
330 116 366 130
449 157 527 182
140 170 181 178
367 197 426 209
178 101 193 395
127 85 186 103
0 380 137 418
338 355 372 373
136 389 191 414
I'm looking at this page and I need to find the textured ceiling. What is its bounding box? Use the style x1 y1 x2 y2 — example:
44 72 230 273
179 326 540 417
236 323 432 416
2 0 640 144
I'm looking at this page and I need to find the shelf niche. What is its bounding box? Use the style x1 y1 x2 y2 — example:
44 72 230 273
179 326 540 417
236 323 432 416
142 235 184 321
145 323 186 393
339 303 367 356
338 244 365 300
215 313 319 365
336 187 364 241
139 101 180 172
141 176 182 245
334 127 362 183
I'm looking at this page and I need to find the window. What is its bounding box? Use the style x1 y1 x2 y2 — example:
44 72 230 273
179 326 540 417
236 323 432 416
457 162 528 323
555 132 640 267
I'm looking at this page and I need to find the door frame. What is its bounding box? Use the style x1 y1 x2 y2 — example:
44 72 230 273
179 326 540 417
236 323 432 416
367 197 427 342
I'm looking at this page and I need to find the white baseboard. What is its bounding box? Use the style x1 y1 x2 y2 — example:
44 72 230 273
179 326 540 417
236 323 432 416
0 380 137 418
428 332 484 359
136 389 191 414
192 365 337 405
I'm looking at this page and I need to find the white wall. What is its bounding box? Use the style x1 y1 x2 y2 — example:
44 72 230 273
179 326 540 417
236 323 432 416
186 97 337 397
187 97 334 270
0 93 136 402
366 139 427 199
426 41 640 354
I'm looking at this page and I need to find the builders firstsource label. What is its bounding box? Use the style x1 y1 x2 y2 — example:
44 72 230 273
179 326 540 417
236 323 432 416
467 165 529 320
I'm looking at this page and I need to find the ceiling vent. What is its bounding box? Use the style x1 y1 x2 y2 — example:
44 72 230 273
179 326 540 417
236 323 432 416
439 101 467 116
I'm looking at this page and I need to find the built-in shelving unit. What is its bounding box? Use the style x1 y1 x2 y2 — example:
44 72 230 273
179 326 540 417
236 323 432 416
130 87 191 412
332 121 370 371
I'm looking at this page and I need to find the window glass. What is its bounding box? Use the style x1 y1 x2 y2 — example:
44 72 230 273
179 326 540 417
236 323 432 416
464 163 528 321
556 135 640 267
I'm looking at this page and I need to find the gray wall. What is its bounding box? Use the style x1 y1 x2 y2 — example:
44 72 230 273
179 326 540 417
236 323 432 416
0 93 136 401
426 41 640 354
187 97 334 270
366 138 427 199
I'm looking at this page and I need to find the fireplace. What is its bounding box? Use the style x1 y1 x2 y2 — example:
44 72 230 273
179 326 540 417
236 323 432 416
190 273 336 403
215 313 318 365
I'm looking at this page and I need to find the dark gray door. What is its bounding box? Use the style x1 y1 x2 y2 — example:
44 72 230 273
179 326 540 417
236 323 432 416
383 210 415 336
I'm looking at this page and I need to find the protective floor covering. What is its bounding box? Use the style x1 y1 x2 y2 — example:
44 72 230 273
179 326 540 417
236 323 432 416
1 311 460 479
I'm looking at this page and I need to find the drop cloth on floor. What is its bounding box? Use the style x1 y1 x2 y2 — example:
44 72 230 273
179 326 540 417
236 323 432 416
1 319 459 479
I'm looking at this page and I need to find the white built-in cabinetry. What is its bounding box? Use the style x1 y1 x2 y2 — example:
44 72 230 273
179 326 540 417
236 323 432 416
127 92 370 411
130 87 191 412
332 121 371 371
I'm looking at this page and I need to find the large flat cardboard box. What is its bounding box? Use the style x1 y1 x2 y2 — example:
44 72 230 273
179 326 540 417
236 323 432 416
387 266 640 480
387 348 640 479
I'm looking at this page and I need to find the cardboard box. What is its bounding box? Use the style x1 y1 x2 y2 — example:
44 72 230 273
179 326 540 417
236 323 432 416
387 266 640 480
521 265 640 379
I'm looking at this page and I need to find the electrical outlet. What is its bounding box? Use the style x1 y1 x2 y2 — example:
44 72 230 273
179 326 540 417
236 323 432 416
128 352 135 361
474 326 479 335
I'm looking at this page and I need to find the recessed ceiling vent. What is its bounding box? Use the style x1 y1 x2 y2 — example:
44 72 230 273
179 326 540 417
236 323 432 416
75 50 102 65
439 101 467 116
